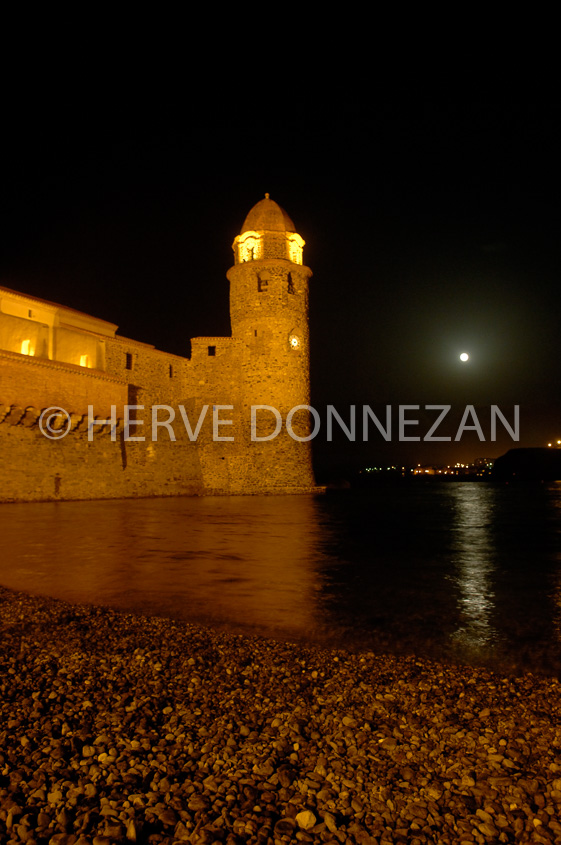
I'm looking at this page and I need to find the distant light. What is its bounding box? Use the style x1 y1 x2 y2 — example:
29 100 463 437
460 352 469 362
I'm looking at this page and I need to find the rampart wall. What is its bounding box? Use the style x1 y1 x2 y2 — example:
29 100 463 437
0 339 316 502
0 414 204 502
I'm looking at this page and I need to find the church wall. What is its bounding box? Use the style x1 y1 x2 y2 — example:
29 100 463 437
0 313 50 359
0 351 127 416
0 328 211 503
105 336 193 407
0 422 204 503
54 326 101 369
189 338 241 404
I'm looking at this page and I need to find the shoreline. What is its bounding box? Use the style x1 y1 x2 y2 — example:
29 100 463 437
1 586 561 844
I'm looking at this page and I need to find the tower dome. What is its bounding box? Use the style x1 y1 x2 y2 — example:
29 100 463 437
241 194 296 234
233 195 304 265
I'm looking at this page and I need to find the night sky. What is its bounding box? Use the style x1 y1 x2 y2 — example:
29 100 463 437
1 80 559 476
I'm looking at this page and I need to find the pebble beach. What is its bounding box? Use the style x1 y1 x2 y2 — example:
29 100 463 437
1 585 561 845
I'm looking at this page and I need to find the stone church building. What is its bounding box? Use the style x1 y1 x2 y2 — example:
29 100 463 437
0 197 318 501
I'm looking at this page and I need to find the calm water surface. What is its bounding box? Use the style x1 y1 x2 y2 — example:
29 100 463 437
1 483 561 675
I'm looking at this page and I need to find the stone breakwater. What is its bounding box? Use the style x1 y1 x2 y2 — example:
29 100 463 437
1 587 561 845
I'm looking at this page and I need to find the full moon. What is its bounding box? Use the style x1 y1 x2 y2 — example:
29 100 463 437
460 352 469 362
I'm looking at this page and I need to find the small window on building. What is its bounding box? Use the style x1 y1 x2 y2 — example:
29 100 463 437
80 355 89 368
28 309 33 318
287 272 295 294
254 329 258 337
257 270 270 292
126 352 133 370
169 364 173 378
208 346 216 357
21 339 32 355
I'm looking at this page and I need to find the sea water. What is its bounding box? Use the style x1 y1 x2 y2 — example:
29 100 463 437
1 482 560 675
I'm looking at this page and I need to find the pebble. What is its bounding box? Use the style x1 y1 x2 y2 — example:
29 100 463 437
295 810 316 829
1 584 561 844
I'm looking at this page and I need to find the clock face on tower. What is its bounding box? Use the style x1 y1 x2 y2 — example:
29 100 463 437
289 334 300 349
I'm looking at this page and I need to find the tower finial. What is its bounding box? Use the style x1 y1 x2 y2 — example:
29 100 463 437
265 192 270 199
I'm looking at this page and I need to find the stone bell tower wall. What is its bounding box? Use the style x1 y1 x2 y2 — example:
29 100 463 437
224 195 316 491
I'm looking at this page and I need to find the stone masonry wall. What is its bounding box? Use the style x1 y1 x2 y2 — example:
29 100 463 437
0 414 204 503
0 351 126 417
105 336 193 408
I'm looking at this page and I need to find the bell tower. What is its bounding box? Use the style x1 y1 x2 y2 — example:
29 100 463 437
226 195 316 489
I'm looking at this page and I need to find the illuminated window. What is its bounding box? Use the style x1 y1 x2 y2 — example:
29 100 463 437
80 355 89 367
21 339 32 355
237 231 262 263
126 352 133 370
287 233 304 265
208 346 216 357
